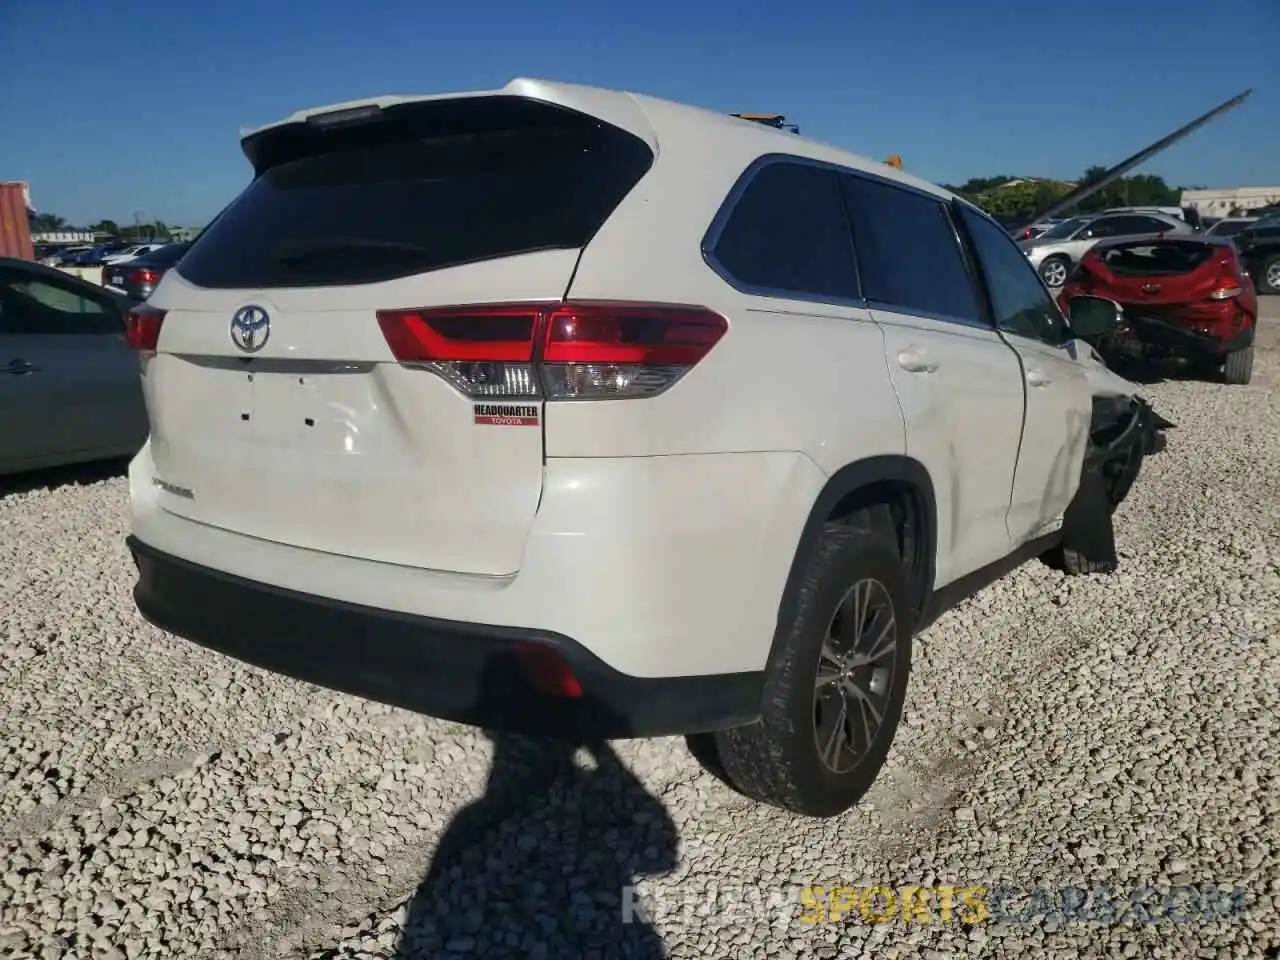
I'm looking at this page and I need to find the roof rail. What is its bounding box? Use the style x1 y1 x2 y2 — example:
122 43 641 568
730 113 799 135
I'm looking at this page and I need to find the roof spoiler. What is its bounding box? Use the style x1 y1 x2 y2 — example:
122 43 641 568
1011 89 1252 232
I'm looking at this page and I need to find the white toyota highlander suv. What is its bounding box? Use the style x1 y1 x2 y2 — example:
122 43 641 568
124 79 1168 817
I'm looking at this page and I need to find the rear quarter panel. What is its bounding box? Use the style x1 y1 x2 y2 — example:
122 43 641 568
558 101 905 467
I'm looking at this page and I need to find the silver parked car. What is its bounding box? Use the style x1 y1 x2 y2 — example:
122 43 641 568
1018 211 1193 287
0 257 148 475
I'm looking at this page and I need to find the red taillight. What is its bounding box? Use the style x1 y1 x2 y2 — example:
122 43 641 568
126 305 166 352
511 643 583 698
376 304 542 363
1209 253 1245 301
128 268 161 285
376 301 728 400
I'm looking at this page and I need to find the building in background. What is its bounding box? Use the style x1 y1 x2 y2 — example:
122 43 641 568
1181 187 1280 218
0 182 34 259
31 230 96 245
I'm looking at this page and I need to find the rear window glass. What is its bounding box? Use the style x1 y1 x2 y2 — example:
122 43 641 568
1097 241 1215 276
176 97 654 288
709 160 859 301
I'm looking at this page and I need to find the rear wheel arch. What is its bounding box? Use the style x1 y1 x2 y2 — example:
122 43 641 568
774 457 937 639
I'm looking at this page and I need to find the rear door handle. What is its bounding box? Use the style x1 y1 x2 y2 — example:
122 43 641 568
5 358 38 375
896 348 939 374
1027 368 1052 387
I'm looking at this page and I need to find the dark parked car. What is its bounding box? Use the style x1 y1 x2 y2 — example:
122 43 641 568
1204 217 1257 239
102 242 190 301
0 257 148 474
1057 236 1257 384
57 242 133 267
1231 213 1280 294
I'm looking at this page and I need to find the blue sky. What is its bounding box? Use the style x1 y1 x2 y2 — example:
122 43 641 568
2 0 1277 227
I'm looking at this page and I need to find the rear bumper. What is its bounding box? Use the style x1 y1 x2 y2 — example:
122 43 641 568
128 535 762 738
1119 308 1255 356
129 447 824 680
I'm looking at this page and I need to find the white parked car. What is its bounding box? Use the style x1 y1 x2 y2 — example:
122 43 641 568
123 79 1169 817
102 243 168 265
1019 211 1194 287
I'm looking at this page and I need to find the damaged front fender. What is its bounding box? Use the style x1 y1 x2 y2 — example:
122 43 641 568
1088 395 1174 469
1041 391 1173 576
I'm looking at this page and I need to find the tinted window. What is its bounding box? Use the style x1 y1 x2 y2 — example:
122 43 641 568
841 174 980 322
958 206 1067 345
1083 217 1123 238
1134 217 1175 234
1039 217 1090 240
177 97 654 288
1208 220 1249 237
1090 215 1167 238
1097 240 1214 276
711 161 858 300
0 270 122 335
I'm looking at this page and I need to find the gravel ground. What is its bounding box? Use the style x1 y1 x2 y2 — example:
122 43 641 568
2 310 1278 960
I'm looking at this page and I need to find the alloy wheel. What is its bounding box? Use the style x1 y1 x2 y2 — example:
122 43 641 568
813 577 898 774
1041 259 1068 287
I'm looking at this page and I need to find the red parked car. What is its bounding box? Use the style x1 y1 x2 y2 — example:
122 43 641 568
1057 236 1257 384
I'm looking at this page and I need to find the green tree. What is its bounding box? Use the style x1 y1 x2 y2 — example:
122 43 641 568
970 179 1073 222
29 212 68 232
90 219 121 236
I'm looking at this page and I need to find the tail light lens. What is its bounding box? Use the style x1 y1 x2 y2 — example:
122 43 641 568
376 304 543 398
1209 254 1245 300
128 268 161 286
126 305 166 352
376 301 728 400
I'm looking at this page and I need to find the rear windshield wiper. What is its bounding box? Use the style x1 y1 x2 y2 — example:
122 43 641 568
271 238 431 264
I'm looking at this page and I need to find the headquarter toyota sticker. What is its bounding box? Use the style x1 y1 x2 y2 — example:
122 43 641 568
473 403 539 427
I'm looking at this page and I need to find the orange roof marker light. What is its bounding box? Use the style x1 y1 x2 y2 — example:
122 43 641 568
884 154 903 169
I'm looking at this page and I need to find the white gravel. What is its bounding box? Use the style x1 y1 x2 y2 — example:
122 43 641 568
2 311 1278 960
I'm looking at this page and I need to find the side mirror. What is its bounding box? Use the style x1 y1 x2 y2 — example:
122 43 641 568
1067 295 1123 338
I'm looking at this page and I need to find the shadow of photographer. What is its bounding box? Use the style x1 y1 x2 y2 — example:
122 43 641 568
393 652 679 958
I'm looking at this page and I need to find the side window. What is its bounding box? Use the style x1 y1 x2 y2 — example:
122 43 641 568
710 160 859 301
0 270 123 336
1083 217 1120 239
839 173 981 323
1135 217 1173 234
957 205 1068 346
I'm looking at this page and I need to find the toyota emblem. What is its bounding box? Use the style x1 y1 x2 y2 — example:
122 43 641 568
230 305 270 353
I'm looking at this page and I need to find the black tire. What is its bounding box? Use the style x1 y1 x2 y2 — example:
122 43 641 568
707 518 914 818
1039 255 1071 288
1224 345 1254 385
1057 546 1115 575
1258 254 1280 295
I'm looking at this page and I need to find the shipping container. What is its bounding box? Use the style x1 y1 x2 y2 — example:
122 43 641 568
0 182 34 259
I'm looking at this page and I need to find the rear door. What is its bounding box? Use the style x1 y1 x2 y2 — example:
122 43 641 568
956 205 1093 545
840 172 1026 585
144 95 654 577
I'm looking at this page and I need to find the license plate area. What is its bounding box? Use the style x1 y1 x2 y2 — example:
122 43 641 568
244 363 379 457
